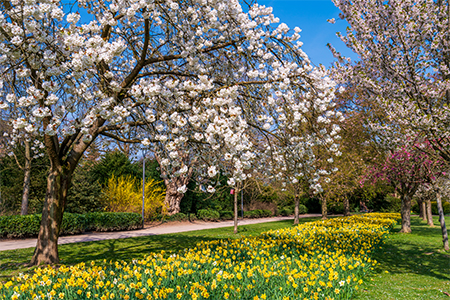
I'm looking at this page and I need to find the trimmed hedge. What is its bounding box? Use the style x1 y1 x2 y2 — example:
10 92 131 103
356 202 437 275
244 209 272 218
165 213 188 222
197 209 220 221
0 212 142 238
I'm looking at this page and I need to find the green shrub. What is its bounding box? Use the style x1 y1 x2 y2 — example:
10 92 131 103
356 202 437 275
188 213 197 221
377 195 401 213
166 213 188 222
298 204 308 214
220 211 234 220
279 207 293 216
0 212 142 238
61 213 88 235
0 214 41 238
243 209 273 218
197 209 220 221
244 210 258 218
84 212 142 231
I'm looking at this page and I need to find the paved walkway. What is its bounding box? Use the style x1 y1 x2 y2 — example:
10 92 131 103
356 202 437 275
0 214 322 251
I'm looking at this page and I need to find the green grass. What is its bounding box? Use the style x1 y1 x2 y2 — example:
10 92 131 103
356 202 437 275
0 218 316 280
1 215 449 299
354 215 450 300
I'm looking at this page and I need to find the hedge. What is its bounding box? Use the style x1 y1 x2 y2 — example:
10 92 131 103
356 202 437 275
279 205 307 216
244 209 272 218
220 211 234 220
197 209 220 221
0 212 142 238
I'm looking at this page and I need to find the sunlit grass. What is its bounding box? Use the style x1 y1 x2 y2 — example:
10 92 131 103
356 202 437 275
354 215 450 300
1 215 448 299
0 219 311 279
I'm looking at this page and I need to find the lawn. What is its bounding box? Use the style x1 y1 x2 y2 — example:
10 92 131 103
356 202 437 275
0 218 316 279
354 215 450 300
0 215 448 299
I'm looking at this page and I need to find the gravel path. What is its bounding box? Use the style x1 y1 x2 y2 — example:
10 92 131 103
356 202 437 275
0 214 322 251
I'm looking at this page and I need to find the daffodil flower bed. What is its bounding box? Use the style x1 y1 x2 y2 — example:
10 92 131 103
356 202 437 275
1 213 399 300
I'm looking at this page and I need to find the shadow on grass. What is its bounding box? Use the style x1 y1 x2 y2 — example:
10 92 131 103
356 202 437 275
58 234 222 266
371 217 450 281
0 219 303 280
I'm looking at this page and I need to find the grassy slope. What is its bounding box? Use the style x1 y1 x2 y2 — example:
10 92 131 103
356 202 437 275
354 215 450 300
1 215 449 299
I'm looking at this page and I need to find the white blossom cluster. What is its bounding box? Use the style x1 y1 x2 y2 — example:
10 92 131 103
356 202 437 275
0 0 338 186
253 66 342 194
330 0 450 156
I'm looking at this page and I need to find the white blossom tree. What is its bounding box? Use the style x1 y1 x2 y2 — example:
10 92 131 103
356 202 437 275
255 67 342 224
330 0 450 158
0 0 335 265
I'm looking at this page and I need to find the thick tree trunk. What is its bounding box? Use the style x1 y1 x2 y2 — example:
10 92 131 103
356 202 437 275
31 168 71 265
321 195 327 220
21 140 31 215
234 186 238 234
426 198 434 227
164 181 184 215
343 195 350 217
156 154 193 215
435 189 449 251
294 193 299 225
400 194 412 233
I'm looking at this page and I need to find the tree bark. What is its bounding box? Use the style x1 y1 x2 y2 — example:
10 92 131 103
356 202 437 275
321 195 327 220
163 180 185 215
30 167 71 265
400 193 412 233
156 153 193 215
435 188 449 251
234 185 239 234
426 198 435 227
21 140 31 215
418 198 426 222
294 193 299 225
343 195 350 216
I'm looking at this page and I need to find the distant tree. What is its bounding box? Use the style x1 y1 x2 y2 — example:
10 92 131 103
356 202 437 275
365 141 446 234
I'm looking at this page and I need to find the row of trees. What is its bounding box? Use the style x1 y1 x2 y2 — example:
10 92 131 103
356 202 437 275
1 0 449 265
329 0 450 250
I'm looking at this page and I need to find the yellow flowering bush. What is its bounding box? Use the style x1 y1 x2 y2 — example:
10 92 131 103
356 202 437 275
103 175 166 220
1 213 399 300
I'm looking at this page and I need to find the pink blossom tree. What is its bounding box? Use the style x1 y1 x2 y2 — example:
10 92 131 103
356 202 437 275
365 142 445 233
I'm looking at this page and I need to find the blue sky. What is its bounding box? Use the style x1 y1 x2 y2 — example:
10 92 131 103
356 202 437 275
258 0 357 67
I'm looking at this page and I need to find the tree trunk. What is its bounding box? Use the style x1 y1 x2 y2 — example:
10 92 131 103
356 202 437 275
31 168 71 265
435 189 449 251
418 198 426 222
21 140 31 215
321 195 327 220
294 193 299 225
156 154 193 215
234 186 238 234
164 181 185 215
426 198 434 227
400 193 412 233
343 195 350 217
